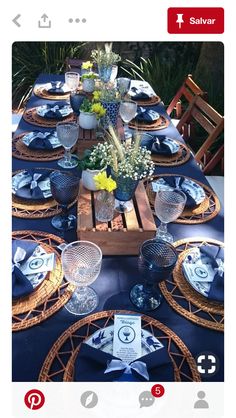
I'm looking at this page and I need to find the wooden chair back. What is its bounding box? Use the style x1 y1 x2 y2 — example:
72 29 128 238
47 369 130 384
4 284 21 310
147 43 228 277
177 95 224 173
167 74 207 118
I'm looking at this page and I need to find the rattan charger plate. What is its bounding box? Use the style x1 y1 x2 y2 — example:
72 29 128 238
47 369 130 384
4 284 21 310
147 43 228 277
129 115 170 131
33 85 89 101
159 237 224 331
33 86 70 101
12 133 76 162
39 310 201 382
12 230 75 331
144 174 220 224
151 141 191 167
12 169 77 219
132 95 161 107
23 108 76 128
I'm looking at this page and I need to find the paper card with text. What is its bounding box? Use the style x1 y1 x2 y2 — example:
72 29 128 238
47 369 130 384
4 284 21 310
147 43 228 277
113 314 142 363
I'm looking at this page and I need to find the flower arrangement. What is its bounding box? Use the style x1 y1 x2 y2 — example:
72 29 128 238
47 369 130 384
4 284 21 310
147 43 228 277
81 61 93 70
78 143 112 171
93 171 117 192
91 43 121 67
79 98 106 119
103 126 155 180
81 72 97 81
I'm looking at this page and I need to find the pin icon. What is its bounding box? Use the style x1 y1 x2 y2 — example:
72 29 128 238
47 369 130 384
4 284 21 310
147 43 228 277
176 14 184 28
24 389 45 410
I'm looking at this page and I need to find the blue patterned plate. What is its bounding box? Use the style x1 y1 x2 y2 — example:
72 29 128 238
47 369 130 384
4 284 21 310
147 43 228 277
85 325 164 355
152 177 206 205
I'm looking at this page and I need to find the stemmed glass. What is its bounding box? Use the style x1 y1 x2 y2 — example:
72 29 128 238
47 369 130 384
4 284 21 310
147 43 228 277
56 122 79 168
130 239 178 311
154 190 187 243
49 171 80 232
119 100 137 139
61 241 102 315
110 65 118 82
65 72 80 93
116 77 131 99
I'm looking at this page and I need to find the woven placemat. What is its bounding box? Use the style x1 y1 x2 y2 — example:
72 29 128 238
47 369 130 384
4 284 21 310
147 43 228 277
129 115 170 131
39 310 201 382
12 169 77 219
12 230 75 331
23 108 76 128
12 133 76 162
152 141 191 167
132 95 161 107
144 174 220 224
33 85 88 101
159 237 224 331
33 86 70 101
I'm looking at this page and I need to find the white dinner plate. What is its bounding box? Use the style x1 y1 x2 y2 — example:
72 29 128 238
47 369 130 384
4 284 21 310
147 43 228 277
151 177 206 205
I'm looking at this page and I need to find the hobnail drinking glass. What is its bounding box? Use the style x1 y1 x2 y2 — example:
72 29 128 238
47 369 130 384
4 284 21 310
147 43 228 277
154 190 186 243
56 122 79 168
116 77 131 98
119 100 137 139
62 241 102 315
130 239 178 311
49 171 80 232
65 72 80 93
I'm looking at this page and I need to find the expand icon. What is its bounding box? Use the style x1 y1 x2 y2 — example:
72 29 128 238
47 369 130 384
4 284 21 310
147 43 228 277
196 352 219 377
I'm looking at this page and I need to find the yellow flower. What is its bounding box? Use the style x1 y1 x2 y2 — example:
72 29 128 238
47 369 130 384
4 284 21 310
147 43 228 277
91 103 106 119
93 172 117 192
82 61 93 70
93 90 101 101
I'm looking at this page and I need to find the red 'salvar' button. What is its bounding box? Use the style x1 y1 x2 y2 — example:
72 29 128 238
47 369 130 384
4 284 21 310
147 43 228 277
168 8 224 34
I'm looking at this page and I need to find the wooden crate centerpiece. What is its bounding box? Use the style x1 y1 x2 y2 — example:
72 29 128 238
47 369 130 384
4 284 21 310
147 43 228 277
77 181 157 255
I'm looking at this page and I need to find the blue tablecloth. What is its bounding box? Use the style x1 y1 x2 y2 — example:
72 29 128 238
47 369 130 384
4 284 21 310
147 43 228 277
12 74 224 382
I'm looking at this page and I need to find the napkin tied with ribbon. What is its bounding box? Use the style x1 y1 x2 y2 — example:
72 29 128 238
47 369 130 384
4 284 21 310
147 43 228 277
44 103 66 119
15 169 51 200
151 136 174 156
161 176 198 208
48 81 65 94
12 240 38 298
135 107 159 123
26 131 53 150
130 86 151 101
200 245 224 302
74 342 174 382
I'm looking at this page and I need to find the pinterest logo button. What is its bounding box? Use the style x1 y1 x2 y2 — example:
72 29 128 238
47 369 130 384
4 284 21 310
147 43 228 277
24 389 45 410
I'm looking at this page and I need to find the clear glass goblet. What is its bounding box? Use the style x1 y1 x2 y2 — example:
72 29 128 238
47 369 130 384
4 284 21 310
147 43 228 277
62 241 102 315
119 100 137 139
56 122 79 168
110 65 118 82
65 72 80 93
154 190 187 243
130 239 178 311
49 171 80 232
116 77 131 99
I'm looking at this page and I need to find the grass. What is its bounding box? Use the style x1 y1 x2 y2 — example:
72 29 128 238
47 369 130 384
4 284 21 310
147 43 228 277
12 42 86 109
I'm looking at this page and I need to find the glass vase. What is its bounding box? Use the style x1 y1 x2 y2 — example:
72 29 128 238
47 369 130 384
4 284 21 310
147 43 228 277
98 65 113 83
112 172 139 213
95 190 115 222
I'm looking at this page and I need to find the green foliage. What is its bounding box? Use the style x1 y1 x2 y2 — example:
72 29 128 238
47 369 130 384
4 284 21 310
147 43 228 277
79 98 93 113
81 72 97 80
12 42 86 109
77 148 105 171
